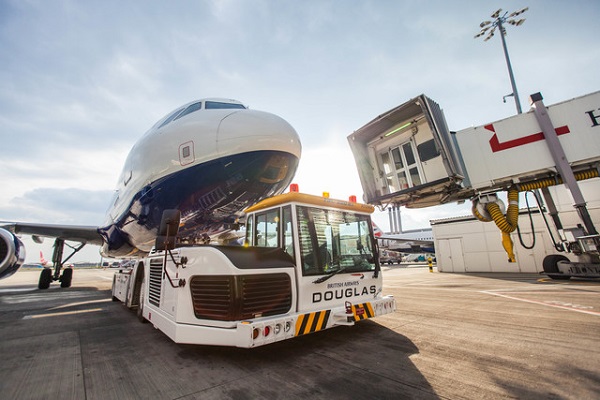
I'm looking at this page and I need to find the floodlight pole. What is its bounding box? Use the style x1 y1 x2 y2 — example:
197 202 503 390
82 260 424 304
498 18 522 114
476 8 528 114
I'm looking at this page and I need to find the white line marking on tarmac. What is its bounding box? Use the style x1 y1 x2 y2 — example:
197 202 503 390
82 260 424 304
481 291 600 316
23 308 105 319
0 287 36 293
49 298 112 310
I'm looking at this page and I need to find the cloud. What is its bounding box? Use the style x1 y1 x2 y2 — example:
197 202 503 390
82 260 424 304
0 187 114 225
1 0 598 263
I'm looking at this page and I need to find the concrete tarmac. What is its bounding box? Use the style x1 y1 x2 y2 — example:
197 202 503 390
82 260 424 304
0 266 599 399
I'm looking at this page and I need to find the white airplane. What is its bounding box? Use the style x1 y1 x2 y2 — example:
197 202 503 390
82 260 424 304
0 98 302 288
373 222 434 254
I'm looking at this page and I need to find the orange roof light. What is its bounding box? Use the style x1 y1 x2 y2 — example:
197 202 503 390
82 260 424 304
289 183 299 192
349 195 357 203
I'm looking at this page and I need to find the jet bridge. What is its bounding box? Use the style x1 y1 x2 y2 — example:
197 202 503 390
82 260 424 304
348 90 600 278
454 91 600 192
347 94 467 208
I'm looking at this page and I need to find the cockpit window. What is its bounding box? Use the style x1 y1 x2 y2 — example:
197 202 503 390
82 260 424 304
155 100 246 130
205 101 246 110
156 107 184 129
174 102 202 122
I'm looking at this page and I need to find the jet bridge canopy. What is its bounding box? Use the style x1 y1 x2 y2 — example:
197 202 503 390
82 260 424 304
347 95 465 208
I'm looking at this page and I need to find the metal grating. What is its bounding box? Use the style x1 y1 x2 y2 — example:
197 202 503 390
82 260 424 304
148 258 164 307
189 273 292 321
189 276 234 320
240 274 292 319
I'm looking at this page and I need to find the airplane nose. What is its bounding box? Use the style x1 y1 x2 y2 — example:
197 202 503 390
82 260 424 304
216 109 302 159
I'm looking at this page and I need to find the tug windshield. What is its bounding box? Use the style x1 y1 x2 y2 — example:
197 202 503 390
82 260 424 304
297 206 376 276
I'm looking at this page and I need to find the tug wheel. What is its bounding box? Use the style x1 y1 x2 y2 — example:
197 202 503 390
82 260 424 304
543 255 571 280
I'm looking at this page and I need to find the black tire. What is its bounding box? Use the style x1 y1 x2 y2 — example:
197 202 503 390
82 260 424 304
38 268 52 289
137 277 147 323
60 267 73 288
543 254 571 280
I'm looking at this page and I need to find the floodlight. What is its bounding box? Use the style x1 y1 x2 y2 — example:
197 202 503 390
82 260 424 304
475 7 529 114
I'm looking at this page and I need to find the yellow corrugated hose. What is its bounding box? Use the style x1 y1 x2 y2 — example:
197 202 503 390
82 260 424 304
486 189 519 262
472 168 599 263
516 169 599 191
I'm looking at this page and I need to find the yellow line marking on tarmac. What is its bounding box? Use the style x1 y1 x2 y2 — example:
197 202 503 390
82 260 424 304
537 277 600 284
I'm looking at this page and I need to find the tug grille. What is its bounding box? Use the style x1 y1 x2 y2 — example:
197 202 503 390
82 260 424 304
189 273 292 321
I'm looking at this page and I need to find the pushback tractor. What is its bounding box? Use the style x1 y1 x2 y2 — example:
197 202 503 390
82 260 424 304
112 187 396 347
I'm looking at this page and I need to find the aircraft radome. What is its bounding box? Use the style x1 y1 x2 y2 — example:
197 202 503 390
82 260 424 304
0 98 302 288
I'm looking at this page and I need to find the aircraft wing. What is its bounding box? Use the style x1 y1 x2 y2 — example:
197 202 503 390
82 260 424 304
376 234 434 254
377 235 433 245
1 222 103 245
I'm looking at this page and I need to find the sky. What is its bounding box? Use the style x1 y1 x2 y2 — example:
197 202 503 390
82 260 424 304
1 0 598 262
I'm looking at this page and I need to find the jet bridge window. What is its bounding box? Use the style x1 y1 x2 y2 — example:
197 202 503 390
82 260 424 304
381 140 423 192
297 206 376 276
417 139 440 162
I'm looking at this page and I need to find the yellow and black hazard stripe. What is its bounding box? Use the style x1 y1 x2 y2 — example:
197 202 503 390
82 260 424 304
350 302 374 321
295 310 331 336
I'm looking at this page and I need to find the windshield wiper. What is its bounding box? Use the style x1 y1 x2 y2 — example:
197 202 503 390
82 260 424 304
312 266 348 284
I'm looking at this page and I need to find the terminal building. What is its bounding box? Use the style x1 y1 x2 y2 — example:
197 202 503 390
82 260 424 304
431 180 599 273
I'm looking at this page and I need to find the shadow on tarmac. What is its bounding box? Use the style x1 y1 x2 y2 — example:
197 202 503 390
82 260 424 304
0 277 438 399
173 320 438 399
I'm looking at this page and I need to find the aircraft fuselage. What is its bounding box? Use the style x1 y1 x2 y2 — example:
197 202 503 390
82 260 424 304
98 99 301 257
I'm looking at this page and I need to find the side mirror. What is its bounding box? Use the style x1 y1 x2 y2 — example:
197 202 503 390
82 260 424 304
155 235 177 251
155 209 181 251
158 209 181 237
